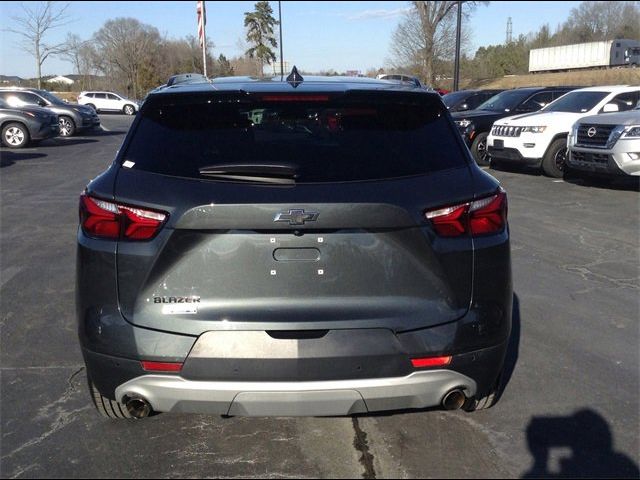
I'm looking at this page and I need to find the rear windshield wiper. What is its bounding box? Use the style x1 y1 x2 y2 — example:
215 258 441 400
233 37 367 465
198 163 299 185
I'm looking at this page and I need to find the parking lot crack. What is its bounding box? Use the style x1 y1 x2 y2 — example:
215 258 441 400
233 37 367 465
352 417 376 479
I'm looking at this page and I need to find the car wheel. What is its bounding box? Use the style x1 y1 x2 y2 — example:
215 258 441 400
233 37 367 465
2 122 30 148
471 132 490 166
88 380 133 419
86 103 97 112
123 105 135 116
542 138 567 178
58 116 76 137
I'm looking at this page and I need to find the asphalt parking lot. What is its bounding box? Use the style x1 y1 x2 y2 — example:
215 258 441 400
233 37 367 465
1 114 638 478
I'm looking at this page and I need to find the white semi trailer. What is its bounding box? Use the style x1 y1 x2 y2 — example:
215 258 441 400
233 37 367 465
529 39 640 73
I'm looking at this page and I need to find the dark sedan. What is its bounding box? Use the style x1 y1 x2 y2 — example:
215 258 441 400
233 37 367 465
443 89 504 113
0 98 59 148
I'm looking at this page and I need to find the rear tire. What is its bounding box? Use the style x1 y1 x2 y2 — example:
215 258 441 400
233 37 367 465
465 371 501 411
471 132 490 166
123 104 135 116
542 138 567 178
86 103 97 112
1 122 30 148
88 380 133 419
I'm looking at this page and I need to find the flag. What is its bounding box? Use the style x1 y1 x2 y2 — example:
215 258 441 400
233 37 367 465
197 1 206 48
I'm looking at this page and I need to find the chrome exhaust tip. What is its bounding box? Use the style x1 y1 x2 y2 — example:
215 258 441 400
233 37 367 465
125 396 152 419
442 389 466 410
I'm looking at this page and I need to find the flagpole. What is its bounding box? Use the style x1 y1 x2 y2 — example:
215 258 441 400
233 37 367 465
202 0 207 77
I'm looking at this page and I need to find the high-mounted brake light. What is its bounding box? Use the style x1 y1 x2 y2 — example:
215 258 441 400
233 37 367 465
425 189 507 237
260 94 329 102
411 356 452 368
79 193 167 241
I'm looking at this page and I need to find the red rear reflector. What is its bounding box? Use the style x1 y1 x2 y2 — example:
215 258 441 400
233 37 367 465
141 361 183 372
425 189 507 237
411 356 452 368
260 95 329 102
79 193 167 241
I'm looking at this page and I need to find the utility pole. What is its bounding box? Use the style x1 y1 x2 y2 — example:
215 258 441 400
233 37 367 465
278 1 284 77
453 0 462 91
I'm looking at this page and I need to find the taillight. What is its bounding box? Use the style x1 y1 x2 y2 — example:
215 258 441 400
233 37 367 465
79 193 167 241
425 189 507 237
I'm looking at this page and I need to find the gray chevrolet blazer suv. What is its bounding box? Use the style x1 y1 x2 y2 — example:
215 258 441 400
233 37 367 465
77 72 512 419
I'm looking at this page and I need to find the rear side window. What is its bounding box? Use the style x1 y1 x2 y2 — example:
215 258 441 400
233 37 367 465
122 92 466 183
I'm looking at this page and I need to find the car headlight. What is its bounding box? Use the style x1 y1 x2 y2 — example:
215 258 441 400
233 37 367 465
521 126 547 133
623 125 640 138
454 119 473 128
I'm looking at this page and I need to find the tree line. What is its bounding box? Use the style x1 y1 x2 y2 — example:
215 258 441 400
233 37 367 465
387 1 640 89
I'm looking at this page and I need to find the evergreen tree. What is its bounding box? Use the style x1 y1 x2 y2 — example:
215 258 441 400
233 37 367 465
244 1 278 76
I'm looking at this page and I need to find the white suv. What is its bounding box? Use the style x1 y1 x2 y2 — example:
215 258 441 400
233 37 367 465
487 86 640 177
78 91 139 115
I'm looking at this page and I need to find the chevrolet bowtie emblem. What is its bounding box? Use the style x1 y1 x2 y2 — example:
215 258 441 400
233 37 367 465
274 209 319 226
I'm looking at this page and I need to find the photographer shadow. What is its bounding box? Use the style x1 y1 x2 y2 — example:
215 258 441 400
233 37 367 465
522 409 639 478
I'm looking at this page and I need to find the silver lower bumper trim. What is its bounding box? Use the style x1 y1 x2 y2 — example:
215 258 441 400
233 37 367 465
115 370 477 417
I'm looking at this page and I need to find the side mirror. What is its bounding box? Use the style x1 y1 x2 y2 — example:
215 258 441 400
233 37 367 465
602 103 619 113
38 100 47 107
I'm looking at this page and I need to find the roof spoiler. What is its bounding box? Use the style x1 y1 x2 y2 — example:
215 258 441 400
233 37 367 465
166 73 209 87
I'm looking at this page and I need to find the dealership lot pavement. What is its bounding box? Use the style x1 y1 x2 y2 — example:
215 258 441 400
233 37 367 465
1 114 638 478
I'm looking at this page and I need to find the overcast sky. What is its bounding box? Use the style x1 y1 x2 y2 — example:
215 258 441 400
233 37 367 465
0 1 583 77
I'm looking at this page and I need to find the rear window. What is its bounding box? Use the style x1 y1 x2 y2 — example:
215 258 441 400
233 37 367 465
122 92 466 183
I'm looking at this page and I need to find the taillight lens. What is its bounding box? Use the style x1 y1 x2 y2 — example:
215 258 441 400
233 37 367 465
425 189 507 237
79 193 167 240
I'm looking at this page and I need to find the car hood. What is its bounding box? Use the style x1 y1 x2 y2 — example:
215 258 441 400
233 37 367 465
451 109 506 121
575 110 640 126
494 111 589 129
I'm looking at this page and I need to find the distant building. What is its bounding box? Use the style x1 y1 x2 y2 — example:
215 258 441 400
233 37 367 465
345 70 362 77
44 75 74 85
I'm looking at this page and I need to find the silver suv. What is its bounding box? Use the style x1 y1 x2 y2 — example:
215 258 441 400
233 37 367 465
0 88 100 137
567 106 640 177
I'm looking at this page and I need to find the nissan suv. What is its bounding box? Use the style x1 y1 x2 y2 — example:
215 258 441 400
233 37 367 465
487 86 640 177
567 104 640 177
0 87 100 136
77 72 512 419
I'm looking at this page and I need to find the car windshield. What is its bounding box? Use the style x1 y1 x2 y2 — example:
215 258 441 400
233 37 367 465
442 91 471 108
477 90 536 112
123 92 466 183
37 90 66 105
544 91 609 113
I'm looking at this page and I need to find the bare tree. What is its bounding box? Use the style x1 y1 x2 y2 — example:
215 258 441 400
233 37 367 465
92 18 161 99
389 1 483 85
7 1 72 88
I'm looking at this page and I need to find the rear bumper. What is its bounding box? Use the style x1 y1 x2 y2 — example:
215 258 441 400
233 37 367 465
115 369 477 416
83 339 507 416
